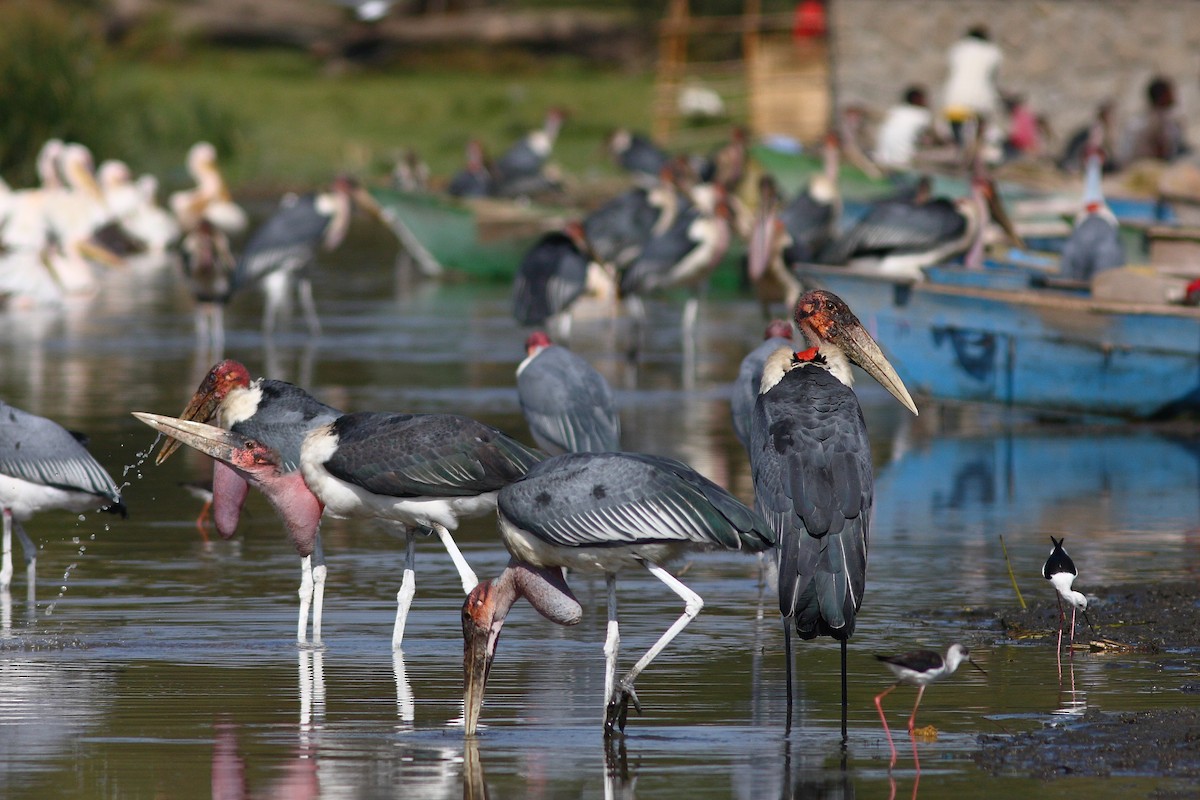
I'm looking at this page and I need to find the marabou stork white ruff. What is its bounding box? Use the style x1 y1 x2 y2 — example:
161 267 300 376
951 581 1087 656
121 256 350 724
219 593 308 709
749 290 918 738
462 451 775 736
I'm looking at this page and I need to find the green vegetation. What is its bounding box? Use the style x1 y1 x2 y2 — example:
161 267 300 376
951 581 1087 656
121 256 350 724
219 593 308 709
101 50 657 194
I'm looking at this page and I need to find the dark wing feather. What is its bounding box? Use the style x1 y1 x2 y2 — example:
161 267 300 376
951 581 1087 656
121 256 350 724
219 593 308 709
619 205 701 295
750 365 872 639
499 452 773 552
819 199 965 264
0 401 124 512
324 412 543 498
876 649 943 672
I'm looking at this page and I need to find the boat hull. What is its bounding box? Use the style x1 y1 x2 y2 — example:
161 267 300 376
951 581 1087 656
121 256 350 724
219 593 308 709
796 264 1200 419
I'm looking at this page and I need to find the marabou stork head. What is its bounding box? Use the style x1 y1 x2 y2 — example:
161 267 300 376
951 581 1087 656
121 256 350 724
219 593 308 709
154 360 253 465
794 290 918 415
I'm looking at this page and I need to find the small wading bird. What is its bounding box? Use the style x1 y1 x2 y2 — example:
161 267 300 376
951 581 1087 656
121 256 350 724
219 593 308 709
152 360 341 644
874 643 986 766
516 331 620 455
1043 535 1094 668
139 406 543 651
1 400 126 593
462 451 775 737
750 290 918 738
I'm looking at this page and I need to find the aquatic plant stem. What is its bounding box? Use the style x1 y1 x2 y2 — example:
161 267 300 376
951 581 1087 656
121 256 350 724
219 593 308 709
999 534 1026 610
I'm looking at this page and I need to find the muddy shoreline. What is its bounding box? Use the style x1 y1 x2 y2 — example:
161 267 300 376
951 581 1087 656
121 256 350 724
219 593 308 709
941 581 1200 782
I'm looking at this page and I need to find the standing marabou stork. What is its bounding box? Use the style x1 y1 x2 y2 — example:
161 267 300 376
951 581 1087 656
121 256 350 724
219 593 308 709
139 407 543 650
750 290 918 738
232 175 384 337
462 451 775 736
1 400 125 594
582 174 682 272
517 331 620 454
1059 147 1124 283
152 360 342 644
606 129 670 185
619 184 733 336
729 319 794 452
511 222 615 339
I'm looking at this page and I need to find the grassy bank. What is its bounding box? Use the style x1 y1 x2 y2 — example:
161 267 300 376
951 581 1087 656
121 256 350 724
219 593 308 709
99 48 657 195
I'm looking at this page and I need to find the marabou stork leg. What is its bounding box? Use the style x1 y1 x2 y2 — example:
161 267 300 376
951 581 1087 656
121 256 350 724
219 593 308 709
602 572 621 731
298 276 321 337
392 529 417 651
783 615 795 733
605 561 704 734
433 524 479 594
840 638 849 743
1 508 14 590
874 682 899 767
309 533 327 646
262 270 289 337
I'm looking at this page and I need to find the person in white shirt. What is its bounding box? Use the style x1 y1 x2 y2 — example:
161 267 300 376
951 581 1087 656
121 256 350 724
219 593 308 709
942 25 1003 147
874 86 935 170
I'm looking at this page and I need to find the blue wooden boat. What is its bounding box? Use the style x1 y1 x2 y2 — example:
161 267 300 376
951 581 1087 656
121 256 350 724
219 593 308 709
795 262 1200 419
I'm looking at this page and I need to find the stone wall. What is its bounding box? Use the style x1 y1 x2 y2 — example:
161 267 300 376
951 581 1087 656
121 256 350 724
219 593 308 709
830 0 1200 151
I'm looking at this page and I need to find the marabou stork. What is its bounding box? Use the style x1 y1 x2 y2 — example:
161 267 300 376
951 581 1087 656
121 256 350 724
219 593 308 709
232 175 384 337
619 184 733 335
606 129 670 184
1059 148 1124 283
517 331 620 454
874 643 985 766
729 319 794 452
1042 536 1093 672
492 108 566 198
152 359 342 644
817 173 1021 278
582 173 682 271
462 451 775 736
511 222 615 338
749 290 918 737
1 400 125 594
140 407 543 651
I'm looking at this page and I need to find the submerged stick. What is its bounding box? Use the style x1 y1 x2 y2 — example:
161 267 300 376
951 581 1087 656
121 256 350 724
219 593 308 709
999 534 1026 610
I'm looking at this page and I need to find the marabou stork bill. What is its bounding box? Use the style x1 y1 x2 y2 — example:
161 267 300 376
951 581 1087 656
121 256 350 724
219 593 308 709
150 360 342 644
233 175 384 337
517 331 620 455
1 400 125 593
874 643 986 765
1043 536 1094 670
749 289 917 738
462 451 774 736
140 405 543 651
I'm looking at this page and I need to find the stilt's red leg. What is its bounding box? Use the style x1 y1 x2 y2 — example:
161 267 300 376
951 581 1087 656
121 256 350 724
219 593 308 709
906 685 926 733
875 684 899 767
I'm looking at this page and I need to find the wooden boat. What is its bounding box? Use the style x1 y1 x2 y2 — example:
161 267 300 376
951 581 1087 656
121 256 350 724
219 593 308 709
794 260 1200 419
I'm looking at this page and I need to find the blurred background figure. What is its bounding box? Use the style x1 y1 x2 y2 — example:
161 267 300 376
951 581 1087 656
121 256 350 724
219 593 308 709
941 25 1003 150
1118 75 1189 166
1058 101 1116 173
873 85 935 172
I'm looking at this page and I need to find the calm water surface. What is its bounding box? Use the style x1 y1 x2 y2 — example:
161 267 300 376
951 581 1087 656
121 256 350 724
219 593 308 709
1 222 1198 799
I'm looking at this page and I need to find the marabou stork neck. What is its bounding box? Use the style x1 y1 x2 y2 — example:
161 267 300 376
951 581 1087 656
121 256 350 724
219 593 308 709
749 290 917 738
462 451 774 736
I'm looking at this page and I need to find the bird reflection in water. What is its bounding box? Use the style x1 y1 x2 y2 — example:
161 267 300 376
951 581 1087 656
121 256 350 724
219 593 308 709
211 718 320 800
299 649 325 746
394 650 414 727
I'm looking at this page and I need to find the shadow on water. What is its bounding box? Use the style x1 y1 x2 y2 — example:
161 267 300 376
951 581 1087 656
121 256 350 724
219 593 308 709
0 221 1198 798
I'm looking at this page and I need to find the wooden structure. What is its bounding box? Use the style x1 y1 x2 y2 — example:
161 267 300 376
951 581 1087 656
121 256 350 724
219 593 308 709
654 0 830 150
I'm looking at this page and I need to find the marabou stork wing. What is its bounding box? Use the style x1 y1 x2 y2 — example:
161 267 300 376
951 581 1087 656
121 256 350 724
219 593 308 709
750 366 872 639
232 194 327 288
323 412 543 498
499 452 774 552
730 337 792 450
511 232 589 326
0 401 125 513
583 188 657 266
230 381 342 472
494 140 542 182
518 347 620 454
780 191 835 262
819 198 966 265
619 206 701 295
